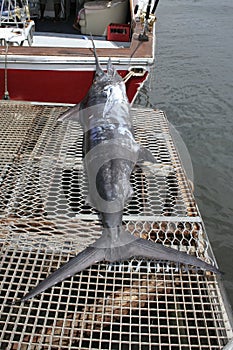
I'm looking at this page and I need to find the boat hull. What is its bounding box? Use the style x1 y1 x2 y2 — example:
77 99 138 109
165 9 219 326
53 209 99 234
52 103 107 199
0 67 148 104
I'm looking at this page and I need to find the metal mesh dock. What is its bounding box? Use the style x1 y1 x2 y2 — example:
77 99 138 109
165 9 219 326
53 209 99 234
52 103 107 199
0 101 232 349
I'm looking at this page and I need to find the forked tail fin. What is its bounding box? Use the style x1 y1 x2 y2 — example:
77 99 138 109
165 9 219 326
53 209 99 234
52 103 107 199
21 247 105 301
21 229 219 301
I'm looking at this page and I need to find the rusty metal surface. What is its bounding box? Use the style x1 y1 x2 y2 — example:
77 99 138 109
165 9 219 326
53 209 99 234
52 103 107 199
0 101 232 349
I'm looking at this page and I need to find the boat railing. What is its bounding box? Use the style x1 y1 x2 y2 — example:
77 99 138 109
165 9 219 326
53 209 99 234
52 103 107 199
0 0 34 45
0 0 31 27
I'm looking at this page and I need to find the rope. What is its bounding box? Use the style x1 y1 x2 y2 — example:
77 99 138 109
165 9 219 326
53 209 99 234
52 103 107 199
3 41 10 100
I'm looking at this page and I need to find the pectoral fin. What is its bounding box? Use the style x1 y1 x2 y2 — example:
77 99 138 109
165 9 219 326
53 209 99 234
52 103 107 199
138 146 158 164
57 104 81 122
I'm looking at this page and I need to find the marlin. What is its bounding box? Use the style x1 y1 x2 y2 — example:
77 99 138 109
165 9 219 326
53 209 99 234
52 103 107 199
21 40 219 301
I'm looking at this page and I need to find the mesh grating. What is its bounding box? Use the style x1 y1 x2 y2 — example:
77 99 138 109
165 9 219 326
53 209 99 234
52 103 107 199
0 101 232 349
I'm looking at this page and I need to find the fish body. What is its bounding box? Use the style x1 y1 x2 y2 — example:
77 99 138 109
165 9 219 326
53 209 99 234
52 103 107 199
81 62 137 231
21 41 219 301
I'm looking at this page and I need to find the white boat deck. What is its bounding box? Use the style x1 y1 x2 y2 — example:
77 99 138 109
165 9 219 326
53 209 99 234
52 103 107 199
0 26 130 48
31 32 131 48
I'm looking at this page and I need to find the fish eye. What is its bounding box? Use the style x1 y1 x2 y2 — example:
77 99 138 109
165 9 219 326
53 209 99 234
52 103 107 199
104 86 112 95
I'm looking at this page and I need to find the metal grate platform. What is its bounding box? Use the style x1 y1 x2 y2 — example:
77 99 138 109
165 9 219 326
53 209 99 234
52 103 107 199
0 101 232 349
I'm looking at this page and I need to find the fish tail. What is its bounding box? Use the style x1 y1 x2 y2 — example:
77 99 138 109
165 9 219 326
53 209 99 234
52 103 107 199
123 235 219 274
21 246 105 302
93 228 219 274
21 229 219 301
